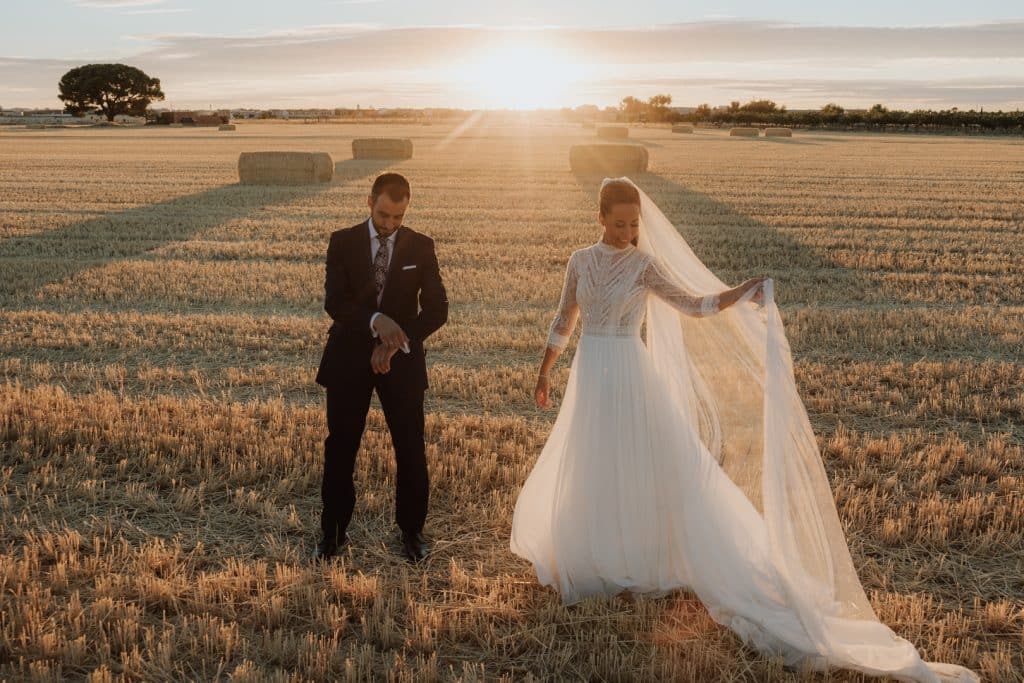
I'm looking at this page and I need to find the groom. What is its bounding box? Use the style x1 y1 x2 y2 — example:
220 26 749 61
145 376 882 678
314 172 448 563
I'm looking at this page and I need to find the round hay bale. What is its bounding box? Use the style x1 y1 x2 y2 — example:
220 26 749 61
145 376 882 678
671 125 694 134
352 138 413 160
219 123 236 131
729 127 760 137
238 151 334 185
764 127 793 137
569 144 648 174
597 126 629 139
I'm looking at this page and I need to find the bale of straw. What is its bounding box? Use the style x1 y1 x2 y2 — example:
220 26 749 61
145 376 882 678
764 127 792 137
219 124 236 131
26 124 47 130
351 138 413 160
569 144 648 174
238 151 334 185
597 126 629 139
729 127 760 137
672 125 694 134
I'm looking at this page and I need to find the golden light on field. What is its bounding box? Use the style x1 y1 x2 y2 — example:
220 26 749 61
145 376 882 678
0 122 1021 680
450 39 588 109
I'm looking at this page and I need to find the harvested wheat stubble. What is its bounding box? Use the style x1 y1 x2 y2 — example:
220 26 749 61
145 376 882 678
672 125 695 134
569 144 649 174
597 126 629 139
219 124 236 131
237 151 334 185
351 137 414 160
765 127 793 137
730 127 760 137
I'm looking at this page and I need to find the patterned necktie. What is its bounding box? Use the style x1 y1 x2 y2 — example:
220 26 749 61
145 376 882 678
373 232 390 297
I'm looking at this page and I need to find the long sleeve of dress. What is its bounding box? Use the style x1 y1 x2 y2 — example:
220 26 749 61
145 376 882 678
640 257 720 317
547 253 580 350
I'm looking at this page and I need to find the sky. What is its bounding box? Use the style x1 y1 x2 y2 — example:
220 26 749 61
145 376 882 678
2 0 1023 110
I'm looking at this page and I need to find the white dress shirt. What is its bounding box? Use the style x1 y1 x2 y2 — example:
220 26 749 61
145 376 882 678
368 217 410 353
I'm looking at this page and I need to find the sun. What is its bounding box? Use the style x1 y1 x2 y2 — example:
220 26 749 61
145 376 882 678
451 39 587 110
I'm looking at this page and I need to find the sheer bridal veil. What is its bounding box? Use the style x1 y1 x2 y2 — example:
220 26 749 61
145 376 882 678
612 177 977 682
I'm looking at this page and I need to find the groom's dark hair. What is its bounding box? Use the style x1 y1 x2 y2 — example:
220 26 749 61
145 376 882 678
370 173 411 204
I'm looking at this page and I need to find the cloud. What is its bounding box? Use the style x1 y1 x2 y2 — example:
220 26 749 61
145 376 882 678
73 0 165 7
4 20 1024 109
120 8 193 14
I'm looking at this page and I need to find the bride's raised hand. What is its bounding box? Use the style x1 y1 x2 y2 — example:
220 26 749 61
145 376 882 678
535 374 552 409
741 277 767 305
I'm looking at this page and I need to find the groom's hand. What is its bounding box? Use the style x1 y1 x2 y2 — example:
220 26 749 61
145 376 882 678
372 314 410 351
371 344 399 374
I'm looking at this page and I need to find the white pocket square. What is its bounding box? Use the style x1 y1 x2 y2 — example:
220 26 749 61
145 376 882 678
401 264 417 270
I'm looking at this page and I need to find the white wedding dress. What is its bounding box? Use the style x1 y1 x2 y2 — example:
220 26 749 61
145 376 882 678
510 180 978 683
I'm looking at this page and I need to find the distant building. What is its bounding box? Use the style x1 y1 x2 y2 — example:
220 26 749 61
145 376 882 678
157 110 229 126
0 110 82 125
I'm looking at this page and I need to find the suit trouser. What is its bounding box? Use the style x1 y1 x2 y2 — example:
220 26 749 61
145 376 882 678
320 378 428 541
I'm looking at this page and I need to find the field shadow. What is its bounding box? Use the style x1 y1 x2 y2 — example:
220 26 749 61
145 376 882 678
571 170 863 306
630 138 665 148
755 137 822 146
0 159 392 304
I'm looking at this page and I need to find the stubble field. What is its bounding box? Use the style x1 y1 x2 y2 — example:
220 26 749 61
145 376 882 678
1 121 1022 681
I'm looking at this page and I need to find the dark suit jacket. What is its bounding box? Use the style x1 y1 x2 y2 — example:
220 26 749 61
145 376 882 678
315 221 448 392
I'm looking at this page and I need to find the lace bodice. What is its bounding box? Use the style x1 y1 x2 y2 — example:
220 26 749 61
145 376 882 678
547 241 721 349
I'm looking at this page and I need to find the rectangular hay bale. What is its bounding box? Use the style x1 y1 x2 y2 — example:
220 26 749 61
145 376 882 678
569 144 649 174
597 126 629 139
672 125 694 134
351 138 413 160
729 127 760 137
238 151 334 185
764 127 793 137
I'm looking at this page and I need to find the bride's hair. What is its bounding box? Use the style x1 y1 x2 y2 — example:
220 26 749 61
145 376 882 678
599 179 641 246
599 180 641 216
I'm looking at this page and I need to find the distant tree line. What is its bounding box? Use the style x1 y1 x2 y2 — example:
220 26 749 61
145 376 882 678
682 100 1024 133
562 97 1024 133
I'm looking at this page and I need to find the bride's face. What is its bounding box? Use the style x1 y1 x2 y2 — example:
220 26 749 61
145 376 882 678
599 203 641 248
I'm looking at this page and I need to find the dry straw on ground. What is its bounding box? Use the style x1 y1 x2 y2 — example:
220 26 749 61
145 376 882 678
597 125 630 139
730 127 760 137
1 122 1021 681
569 143 649 174
351 138 414 160
237 151 334 185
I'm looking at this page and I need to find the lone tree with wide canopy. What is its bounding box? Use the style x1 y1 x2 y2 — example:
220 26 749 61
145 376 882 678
58 63 165 121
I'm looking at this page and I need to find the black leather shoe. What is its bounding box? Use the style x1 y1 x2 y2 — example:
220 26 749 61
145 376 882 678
400 531 429 563
313 532 348 562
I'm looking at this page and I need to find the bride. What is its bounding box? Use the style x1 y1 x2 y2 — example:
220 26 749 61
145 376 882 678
510 178 978 682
